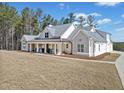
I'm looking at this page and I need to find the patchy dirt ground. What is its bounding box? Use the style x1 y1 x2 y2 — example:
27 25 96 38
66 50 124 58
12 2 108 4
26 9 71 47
0 50 123 89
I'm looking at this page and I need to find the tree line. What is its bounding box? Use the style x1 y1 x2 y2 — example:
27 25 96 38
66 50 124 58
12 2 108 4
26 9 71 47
113 42 124 51
0 3 96 50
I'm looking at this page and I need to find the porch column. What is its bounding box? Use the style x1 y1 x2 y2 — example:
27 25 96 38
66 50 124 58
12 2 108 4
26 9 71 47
29 43 32 52
59 42 62 55
36 43 39 53
44 44 47 53
54 44 57 54
58 42 62 55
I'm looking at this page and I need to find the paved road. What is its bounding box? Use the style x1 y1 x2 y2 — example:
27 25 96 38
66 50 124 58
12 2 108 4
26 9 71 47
114 51 124 88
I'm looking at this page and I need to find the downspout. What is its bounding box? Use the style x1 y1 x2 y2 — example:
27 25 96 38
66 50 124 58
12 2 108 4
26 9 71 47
89 39 91 57
69 41 73 54
60 38 63 54
93 41 96 57
61 39 63 54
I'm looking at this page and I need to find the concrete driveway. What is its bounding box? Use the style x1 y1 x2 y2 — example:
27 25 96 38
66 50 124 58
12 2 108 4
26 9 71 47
113 51 124 88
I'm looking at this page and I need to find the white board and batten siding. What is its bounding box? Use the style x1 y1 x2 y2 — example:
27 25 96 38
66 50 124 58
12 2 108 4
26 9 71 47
62 42 72 54
94 42 107 56
38 27 53 38
21 23 113 57
21 42 28 51
72 30 89 56
106 34 113 52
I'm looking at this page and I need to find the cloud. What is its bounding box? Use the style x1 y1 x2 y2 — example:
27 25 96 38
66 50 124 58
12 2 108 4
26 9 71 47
59 3 65 10
121 14 124 18
74 13 87 19
58 3 70 10
116 27 124 31
89 12 102 17
74 12 101 19
96 2 120 6
97 18 112 25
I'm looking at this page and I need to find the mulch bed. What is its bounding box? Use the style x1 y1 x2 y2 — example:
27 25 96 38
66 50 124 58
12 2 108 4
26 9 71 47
60 53 120 62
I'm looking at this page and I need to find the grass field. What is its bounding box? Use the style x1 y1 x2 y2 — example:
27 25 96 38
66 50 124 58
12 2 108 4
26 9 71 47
0 50 123 89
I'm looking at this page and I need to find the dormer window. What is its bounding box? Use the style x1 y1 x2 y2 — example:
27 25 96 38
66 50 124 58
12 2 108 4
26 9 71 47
45 32 49 38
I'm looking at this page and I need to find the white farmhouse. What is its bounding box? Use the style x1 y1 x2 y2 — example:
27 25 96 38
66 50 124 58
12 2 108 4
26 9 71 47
21 23 113 57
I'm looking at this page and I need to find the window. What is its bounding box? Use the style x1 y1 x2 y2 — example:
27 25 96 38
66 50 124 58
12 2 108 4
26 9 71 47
77 44 84 52
81 45 84 52
78 44 80 52
66 44 68 48
45 32 49 38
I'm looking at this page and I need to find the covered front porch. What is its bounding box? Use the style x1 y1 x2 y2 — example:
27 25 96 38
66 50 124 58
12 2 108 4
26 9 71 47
27 42 63 55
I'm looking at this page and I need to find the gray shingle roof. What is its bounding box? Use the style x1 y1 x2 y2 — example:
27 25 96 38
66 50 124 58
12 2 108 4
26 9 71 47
23 35 38 41
83 30 107 42
47 24 109 42
82 26 108 42
22 23 110 42
47 23 72 37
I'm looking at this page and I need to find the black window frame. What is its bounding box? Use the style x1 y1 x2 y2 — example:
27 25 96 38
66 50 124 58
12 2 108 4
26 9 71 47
66 44 68 48
77 44 84 52
45 32 49 38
